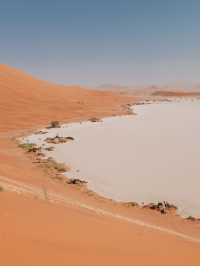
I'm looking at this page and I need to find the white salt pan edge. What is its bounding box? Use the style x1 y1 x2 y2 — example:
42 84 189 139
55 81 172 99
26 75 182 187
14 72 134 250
22 100 200 217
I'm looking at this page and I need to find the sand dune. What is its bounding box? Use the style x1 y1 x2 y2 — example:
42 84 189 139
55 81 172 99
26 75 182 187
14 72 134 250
0 65 200 265
0 64 133 132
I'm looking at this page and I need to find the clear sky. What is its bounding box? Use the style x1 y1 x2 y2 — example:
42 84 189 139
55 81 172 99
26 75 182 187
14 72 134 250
1 0 200 86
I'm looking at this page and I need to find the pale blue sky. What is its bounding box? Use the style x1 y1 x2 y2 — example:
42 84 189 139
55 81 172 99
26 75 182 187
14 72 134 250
1 1 200 86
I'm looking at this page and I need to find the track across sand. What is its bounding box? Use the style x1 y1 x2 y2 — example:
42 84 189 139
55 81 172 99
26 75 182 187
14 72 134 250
0 175 200 244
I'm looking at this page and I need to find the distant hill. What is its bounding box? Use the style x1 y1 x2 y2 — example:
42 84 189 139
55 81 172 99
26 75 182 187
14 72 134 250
97 83 200 96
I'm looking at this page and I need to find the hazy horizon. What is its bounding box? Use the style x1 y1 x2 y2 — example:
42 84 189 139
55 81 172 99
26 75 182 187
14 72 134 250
1 1 200 86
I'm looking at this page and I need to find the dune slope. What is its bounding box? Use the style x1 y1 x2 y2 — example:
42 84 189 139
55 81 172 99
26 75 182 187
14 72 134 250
0 65 200 266
0 64 132 132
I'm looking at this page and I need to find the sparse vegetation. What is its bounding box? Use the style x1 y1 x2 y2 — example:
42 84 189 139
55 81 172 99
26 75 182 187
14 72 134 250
35 130 48 135
143 201 177 215
48 121 60 128
66 136 74 141
186 216 196 222
89 117 102 123
19 143 40 153
67 178 87 185
45 146 55 151
45 157 68 173
45 135 74 144
123 201 139 207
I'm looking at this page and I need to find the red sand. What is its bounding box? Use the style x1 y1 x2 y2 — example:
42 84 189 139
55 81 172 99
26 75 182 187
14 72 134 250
0 65 200 266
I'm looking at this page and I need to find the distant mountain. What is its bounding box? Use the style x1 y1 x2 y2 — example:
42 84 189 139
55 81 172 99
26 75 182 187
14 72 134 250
97 82 200 95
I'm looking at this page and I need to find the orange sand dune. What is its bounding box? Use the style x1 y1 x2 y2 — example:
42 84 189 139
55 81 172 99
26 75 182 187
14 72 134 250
0 65 200 266
0 64 133 132
1 192 200 266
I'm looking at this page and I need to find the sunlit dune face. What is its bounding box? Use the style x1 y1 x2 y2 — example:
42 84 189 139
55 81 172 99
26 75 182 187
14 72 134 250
0 65 134 133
